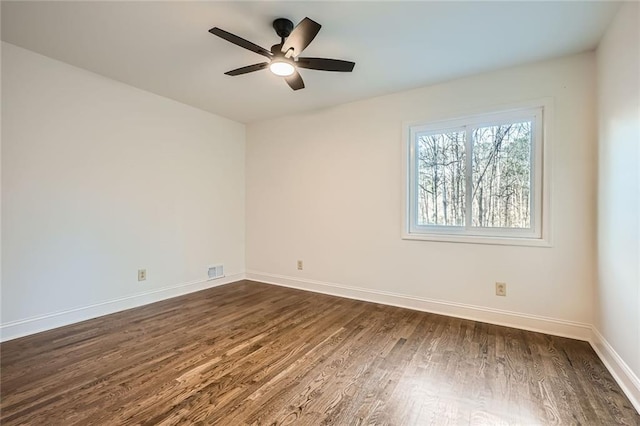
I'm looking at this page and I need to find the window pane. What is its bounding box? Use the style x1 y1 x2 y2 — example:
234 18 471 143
416 130 466 226
471 121 532 228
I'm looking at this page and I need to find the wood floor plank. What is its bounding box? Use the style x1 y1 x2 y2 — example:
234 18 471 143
1 280 638 425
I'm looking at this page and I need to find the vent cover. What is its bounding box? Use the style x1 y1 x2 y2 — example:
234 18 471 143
208 265 224 280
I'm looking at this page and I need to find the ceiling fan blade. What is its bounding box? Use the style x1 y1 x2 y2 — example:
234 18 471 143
296 57 355 72
285 70 305 91
209 27 272 59
281 17 321 57
224 62 269 76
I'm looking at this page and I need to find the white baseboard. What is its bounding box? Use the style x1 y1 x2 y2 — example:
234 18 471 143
590 327 640 413
245 271 592 341
0 273 245 342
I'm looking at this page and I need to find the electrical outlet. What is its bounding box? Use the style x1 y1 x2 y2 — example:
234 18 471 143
138 269 147 281
495 282 507 296
297 260 303 270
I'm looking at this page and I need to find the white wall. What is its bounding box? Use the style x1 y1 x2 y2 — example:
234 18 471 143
1 14 636 407
1 42 246 338
247 53 597 335
595 0 640 395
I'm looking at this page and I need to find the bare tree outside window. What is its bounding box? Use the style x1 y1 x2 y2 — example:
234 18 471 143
472 121 531 228
407 106 544 243
417 130 466 226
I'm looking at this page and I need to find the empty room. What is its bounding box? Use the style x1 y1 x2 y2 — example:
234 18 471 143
1 1 639 424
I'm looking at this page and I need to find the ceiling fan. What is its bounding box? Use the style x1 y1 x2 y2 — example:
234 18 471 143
209 17 355 91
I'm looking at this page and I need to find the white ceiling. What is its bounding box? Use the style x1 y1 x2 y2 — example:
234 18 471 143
1 1 620 123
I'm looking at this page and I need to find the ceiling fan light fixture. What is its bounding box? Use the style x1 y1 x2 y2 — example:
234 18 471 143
269 60 295 77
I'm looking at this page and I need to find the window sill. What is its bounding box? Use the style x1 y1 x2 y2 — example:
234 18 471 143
402 232 552 247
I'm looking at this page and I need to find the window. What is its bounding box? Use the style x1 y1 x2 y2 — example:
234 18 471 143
404 104 549 246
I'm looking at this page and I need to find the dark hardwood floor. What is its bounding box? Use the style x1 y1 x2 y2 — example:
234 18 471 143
1 280 638 425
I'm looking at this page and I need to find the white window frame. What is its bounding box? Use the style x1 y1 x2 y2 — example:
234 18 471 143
402 100 552 247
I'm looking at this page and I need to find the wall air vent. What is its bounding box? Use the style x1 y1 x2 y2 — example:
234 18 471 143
208 265 224 280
